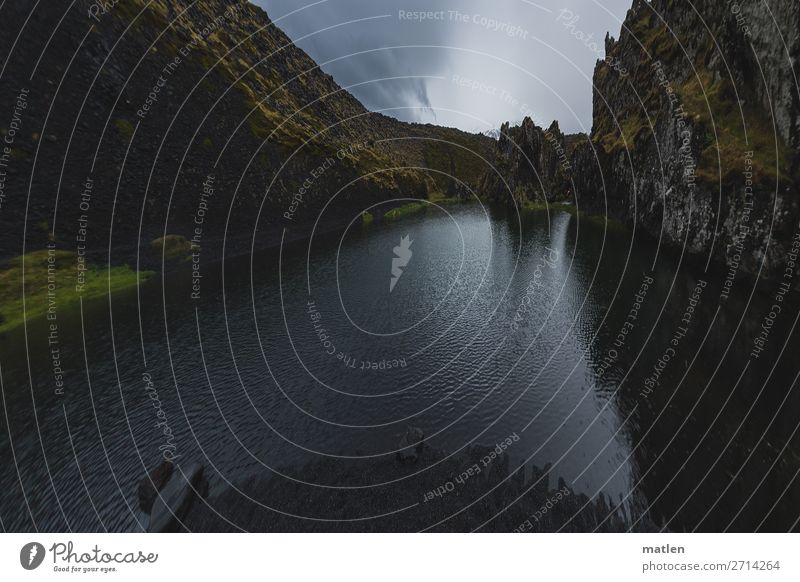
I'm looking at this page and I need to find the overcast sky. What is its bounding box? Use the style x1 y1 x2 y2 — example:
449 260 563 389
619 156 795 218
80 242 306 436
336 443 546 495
255 0 632 134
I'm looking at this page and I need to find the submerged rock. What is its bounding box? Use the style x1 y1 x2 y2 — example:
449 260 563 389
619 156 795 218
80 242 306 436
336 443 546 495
137 461 174 513
147 463 204 533
396 426 425 464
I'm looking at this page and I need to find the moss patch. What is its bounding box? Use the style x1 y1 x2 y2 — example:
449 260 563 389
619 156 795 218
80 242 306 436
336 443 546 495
597 115 651 155
521 201 578 215
520 201 627 232
675 72 790 185
0 249 153 334
151 235 193 262
384 202 428 222
575 212 628 233
428 192 470 205
115 118 135 142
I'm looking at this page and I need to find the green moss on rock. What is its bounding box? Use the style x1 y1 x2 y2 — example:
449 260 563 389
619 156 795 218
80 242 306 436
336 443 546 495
151 235 193 262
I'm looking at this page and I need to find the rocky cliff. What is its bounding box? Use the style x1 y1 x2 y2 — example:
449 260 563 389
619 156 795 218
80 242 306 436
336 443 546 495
480 118 581 205
0 0 493 264
486 0 799 278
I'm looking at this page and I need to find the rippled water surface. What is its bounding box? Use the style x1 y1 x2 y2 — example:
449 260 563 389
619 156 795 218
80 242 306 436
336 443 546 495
1 204 798 531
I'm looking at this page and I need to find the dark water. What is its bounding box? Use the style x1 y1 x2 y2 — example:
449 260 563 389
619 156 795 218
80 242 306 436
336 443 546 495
1 203 799 532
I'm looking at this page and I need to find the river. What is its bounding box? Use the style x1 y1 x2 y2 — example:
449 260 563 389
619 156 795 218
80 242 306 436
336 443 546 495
1 203 798 532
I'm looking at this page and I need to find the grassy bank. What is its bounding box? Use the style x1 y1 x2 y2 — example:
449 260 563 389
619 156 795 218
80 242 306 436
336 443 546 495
520 200 578 215
384 201 429 222
380 196 473 223
151 234 193 261
520 200 627 232
0 248 154 334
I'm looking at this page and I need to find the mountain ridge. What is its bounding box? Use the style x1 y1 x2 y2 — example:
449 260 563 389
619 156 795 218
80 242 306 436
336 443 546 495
0 0 494 266
2 0 797 282
484 0 799 279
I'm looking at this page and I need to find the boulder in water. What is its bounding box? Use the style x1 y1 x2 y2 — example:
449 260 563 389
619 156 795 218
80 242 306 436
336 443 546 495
147 462 204 532
137 461 174 513
396 426 425 464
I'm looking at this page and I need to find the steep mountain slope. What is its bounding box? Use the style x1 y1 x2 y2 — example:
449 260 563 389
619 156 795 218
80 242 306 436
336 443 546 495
484 0 799 278
479 118 581 204
0 0 493 264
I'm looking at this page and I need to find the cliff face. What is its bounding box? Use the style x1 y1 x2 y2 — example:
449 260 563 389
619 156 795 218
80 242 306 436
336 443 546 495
582 0 799 276
488 0 799 278
480 118 578 205
0 0 493 262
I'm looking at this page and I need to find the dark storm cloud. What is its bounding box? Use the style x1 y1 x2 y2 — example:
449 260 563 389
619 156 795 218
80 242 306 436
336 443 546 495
256 0 633 132
321 44 438 122
258 0 451 123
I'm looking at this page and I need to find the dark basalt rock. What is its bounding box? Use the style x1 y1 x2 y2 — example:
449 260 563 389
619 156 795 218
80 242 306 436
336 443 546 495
482 0 800 281
148 462 205 533
137 461 174 514
481 118 577 205
396 426 425 464
182 447 656 532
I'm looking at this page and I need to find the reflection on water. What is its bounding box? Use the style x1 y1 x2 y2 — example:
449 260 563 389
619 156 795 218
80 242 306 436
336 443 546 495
1 204 798 531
